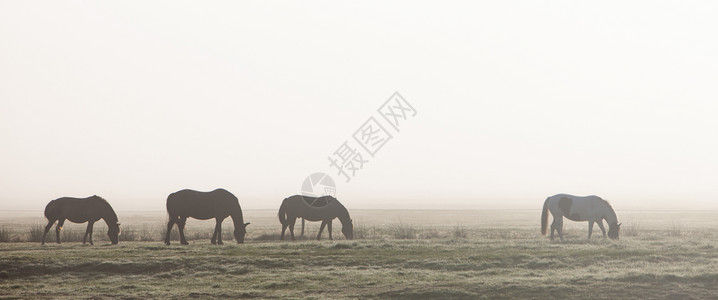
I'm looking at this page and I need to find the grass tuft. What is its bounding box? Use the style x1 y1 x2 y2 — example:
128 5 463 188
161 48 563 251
253 233 283 241
452 225 468 239
352 221 378 240
0 226 10 242
669 223 682 237
390 222 419 239
29 225 86 243
622 219 640 237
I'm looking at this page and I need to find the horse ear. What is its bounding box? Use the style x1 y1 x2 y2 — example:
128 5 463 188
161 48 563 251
618 223 622 227
244 222 250 227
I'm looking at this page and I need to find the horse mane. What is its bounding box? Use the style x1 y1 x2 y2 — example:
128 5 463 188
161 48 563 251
93 195 118 222
597 197 618 222
330 198 351 223
321 196 346 210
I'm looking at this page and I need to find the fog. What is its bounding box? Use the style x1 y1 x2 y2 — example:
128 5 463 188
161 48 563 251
1 1 716 212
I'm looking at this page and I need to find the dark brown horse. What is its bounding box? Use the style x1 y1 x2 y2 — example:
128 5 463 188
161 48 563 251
41 195 121 245
278 195 353 241
165 188 249 245
300 196 331 238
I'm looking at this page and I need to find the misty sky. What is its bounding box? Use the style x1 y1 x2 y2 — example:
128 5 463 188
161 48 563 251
1 2 716 211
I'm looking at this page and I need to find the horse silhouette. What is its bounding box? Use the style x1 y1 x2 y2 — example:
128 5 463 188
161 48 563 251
278 195 353 241
41 195 121 245
299 196 331 238
541 194 621 241
165 188 249 245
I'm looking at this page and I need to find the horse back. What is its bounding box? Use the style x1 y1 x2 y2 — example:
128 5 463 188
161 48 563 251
44 196 112 223
283 195 343 222
167 189 238 220
548 194 606 221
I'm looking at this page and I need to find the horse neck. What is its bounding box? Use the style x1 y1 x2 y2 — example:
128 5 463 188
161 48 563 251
229 204 244 226
101 206 119 225
334 203 351 226
603 205 618 225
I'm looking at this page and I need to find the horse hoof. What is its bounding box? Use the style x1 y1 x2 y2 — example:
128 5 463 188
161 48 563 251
165 241 171 246
217 242 224 245
180 241 189 245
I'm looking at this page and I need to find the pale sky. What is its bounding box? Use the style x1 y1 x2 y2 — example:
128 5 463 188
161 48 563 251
1 1 716 212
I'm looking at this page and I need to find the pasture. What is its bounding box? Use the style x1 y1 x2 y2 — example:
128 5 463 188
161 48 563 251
2 209 718 299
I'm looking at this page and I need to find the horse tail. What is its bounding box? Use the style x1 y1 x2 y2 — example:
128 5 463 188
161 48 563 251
44 199 60 220
278 198 287 225
541 197 550 235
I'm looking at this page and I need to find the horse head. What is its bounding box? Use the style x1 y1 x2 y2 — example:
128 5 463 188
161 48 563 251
608 222 621 240
342 219 354 240
234 222 250 244
108 222 121 244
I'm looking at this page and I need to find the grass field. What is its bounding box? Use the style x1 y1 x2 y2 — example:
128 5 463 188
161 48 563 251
2 210 718 299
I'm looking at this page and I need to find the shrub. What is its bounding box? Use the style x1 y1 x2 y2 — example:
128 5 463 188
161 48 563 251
669 223 682 237
452 225 468 239
28 225 46 243
119 227 139 242
622 219 640 237
0 226 10 243
30 225 85 243
390 222 418 239
352 221 378 240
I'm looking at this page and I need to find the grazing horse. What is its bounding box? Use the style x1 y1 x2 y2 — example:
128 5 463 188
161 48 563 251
41 195 121 245
165 188 249 245
300 196 331 238
278 195 353 241
541 194 621 241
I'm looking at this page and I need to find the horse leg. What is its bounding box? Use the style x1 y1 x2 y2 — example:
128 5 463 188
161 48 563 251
328 220 333 240
165 217 176 245
317 221 327 241
178 217 189 245
556 218 564 241
211 219 219 245
597 220 607 237
288 218 297 241
84 221 95 245
301 218 305 238
550 218 557 241
213 218 224 245
42 219 56 245
588 221 594 239
281 221 288 241
55 219 66 244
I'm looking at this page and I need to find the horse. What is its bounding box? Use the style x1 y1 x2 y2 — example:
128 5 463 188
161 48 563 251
278 195 353 241
541 194 621 241
164 188 249 245
299 196 332 238
41 195 121 245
